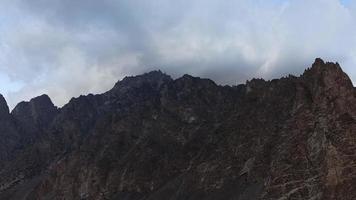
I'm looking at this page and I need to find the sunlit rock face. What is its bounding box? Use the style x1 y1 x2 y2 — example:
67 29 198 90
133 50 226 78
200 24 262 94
1 59 356 200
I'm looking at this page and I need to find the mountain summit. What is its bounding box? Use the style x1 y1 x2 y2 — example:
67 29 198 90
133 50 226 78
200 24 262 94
1 59 356 200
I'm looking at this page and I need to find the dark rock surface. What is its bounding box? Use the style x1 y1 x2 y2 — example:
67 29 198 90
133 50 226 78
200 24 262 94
1 59 356 199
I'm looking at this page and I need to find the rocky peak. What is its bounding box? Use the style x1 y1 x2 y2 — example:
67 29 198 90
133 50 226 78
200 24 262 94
313 57 325 66
303 58 352 86
246 78 267 90
0 94 10 120
113 70 172 92
174 74 218 90
12 94 58 129
302 58 353 98
107 70 173 109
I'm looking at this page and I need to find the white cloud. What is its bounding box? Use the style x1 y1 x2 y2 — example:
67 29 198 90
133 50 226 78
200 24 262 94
0 0 356 108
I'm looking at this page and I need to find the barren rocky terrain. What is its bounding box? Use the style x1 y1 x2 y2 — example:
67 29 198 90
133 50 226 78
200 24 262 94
1 58 356 199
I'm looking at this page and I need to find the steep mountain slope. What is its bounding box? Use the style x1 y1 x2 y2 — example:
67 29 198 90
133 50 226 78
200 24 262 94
1 58 356 199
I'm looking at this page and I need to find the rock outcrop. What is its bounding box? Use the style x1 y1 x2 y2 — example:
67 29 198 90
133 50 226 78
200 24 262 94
1 59 356 199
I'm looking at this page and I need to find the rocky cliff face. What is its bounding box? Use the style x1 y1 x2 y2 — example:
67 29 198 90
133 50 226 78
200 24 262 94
1 59 356 199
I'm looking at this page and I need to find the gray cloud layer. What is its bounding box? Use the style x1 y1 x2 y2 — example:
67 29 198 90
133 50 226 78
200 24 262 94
0 0 356 108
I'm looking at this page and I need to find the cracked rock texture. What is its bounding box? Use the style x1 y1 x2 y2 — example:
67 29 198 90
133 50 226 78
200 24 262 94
1 58 356 199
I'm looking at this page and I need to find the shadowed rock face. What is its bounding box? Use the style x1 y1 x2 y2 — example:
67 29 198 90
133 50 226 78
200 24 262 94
0 94 18 168
12 95 58 125
12 95 59 137
0 94 10 120
1 59 356 199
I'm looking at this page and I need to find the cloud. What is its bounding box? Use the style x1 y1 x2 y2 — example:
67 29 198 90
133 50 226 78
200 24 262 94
0 0 356 108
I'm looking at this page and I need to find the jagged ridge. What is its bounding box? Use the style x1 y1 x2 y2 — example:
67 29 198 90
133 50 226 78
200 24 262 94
1 59 356 200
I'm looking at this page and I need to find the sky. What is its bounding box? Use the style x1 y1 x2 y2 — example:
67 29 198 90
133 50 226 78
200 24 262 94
1 0 356 108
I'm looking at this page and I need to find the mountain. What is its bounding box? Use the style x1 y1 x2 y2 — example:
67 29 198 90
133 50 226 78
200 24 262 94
1 58 356 199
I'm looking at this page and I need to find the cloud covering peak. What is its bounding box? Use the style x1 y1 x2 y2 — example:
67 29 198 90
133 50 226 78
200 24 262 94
0 0 356 108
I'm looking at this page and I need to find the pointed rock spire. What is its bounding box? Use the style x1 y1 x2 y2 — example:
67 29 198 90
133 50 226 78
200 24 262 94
0 94 10 120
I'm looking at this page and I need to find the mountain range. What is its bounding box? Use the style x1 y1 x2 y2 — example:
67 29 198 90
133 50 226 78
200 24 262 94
1 58 356 199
